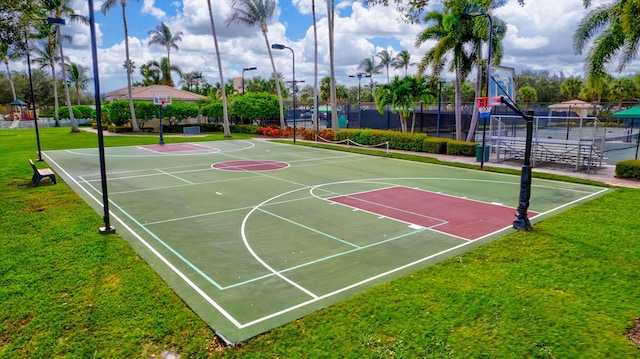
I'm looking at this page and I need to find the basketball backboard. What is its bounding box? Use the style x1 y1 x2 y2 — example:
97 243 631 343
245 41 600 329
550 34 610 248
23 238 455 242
489 65 516 105
153 92 172 106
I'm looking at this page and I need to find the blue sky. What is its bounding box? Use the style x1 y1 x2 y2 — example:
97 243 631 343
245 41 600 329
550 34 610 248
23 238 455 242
33 0 634 93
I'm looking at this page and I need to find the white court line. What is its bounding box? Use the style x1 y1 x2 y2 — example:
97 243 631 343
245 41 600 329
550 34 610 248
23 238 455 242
156 168 194 184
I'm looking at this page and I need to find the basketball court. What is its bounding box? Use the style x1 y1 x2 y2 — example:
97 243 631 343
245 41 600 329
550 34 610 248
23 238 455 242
43 139 608 343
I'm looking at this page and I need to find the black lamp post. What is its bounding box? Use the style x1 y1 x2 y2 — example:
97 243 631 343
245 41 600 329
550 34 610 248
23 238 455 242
349 73 370 127
271 43 296 144
466 6 493 170
23 33 43 162
88 0 115 234
242 66 257 94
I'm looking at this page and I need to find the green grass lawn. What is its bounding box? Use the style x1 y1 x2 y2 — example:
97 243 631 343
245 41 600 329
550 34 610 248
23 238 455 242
1 128 639 358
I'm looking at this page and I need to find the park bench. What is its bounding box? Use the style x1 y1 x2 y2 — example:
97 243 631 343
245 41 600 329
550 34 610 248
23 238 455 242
29 159 57 186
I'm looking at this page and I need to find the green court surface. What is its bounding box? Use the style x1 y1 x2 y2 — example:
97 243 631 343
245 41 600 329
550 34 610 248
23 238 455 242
43 139 609 344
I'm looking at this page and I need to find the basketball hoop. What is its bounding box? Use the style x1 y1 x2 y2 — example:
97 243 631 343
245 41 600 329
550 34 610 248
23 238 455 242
475 97 492 119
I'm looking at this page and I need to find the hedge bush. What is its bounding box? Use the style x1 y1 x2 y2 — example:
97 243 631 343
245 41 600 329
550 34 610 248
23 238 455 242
446 140 476 156
615 160 640 179
334 129 427 152
229 124 258 134
58 106 82 120
423 137 450 154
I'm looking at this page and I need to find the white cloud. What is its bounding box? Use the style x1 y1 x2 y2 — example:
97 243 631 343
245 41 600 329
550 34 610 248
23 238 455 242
45 0 640 93
142 0 167 19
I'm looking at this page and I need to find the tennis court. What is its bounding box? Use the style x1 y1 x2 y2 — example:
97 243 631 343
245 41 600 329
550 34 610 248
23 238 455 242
43 139 609 344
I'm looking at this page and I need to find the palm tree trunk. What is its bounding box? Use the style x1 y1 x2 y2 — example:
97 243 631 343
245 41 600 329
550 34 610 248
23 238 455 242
465 65 483 142
454 66 463 140
327 0 338 130
312 0 319 133
122 5 139 132
263 33 285 129
57 27 78 132
49 51 60 127
206 0 231 137
411 103 416 133
4 60 17 101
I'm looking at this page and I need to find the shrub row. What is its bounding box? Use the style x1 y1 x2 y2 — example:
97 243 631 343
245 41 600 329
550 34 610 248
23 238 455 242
615 160 640 179
332 129 476 156
334 129 428 152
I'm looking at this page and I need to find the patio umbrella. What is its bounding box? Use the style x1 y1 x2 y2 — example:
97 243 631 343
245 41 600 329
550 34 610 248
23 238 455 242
10 99 28 106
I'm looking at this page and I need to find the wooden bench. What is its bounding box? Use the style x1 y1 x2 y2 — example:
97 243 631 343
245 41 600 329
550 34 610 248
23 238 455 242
29 159 57 186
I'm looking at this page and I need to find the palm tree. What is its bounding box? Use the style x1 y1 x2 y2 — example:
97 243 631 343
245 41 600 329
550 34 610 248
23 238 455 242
227 0 285 129
207 0 231 137
561 77 583 100
416 8 477 140
147 22 183 68
66 62 88 104
147 57 181 87
32 22 63 127
101 0 140 132
179 71 205 92
42 0 89 132
0 42 17 100
517 86 537 108
376 76 413 132
376 49 393 84
610 77 636 110
139 63 159 86
392 50 414 77
574 0 640 78
406 75 431 132
358 57 382 96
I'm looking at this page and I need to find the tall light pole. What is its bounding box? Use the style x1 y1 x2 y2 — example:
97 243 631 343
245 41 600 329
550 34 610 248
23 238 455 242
242 66 257 94
88 0 115 234
349 73 370 127
23 32 43 162
272 43 296 144
466 5 493 170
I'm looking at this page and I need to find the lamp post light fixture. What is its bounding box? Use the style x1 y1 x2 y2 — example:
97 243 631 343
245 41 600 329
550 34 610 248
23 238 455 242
88 0 116 234
271 43 297 144
349 73 370 127
466 5 493 170
242 66 257 94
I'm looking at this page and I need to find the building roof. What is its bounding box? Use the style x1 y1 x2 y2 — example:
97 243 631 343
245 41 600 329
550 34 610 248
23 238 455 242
547 100 600 109
105 85 206 103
